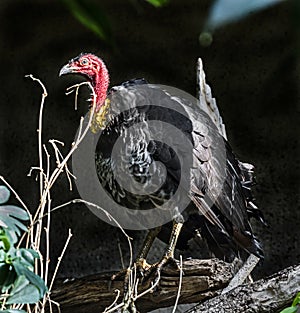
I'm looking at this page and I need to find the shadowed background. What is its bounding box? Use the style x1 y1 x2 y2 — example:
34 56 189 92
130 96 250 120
0 0 299 283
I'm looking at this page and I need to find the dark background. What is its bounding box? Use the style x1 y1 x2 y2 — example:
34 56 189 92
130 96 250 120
0 0 299 282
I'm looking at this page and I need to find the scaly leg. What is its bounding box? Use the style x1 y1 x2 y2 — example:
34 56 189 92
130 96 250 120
135 226 162 274
154 221 183 275
121 223 183 311
121 227 162 312
111 227 162 281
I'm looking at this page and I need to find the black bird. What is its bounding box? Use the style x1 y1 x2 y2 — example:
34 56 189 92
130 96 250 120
59 53 265 273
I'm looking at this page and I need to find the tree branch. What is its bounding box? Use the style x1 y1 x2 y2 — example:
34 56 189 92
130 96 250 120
185 263 300 313
51 258 233 312
50 260 300 313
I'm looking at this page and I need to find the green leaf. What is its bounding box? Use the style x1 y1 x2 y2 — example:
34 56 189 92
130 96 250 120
12 260 47 298
0 186 10 204
0 231 11 251
0 250 6 261
292 292 300 306
61 0 112 42
279 307 298 313
8 275 29 296
15 249 39 271
6 283 41 304
0 205 29 244
146 0 170 7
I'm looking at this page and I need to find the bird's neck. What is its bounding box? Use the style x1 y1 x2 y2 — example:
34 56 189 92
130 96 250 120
89 61 111 133
92 62 110 112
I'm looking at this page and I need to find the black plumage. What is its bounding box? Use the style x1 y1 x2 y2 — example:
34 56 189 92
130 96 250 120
59 53 265 266
95 80 264 261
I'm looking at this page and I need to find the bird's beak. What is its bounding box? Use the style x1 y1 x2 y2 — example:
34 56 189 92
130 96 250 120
59 64 77 76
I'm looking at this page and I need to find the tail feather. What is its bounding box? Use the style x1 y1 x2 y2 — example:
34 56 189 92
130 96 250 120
197 58 227 139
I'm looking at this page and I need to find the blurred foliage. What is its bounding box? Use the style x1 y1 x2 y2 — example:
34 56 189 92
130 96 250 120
279 292 300 313
0 186 47 310
60 0 113 45
145 0 170 7
60 0 287 47
205 0 286 30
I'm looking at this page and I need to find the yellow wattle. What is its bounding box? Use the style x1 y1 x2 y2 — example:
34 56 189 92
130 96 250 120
90 98 111 134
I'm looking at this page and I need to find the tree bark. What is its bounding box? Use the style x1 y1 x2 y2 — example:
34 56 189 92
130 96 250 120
51 258 233 312
185 263 300 313
50 260 300 313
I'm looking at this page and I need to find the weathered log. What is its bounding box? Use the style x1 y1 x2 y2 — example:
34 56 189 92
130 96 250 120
51 260 300 313
185 263 300 313
51 258 233 312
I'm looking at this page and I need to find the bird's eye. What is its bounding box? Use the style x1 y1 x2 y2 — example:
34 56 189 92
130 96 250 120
80 58 89 66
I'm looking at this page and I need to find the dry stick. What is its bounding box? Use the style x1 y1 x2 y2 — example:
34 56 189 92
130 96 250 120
51 199 133 269
48 299 61 313
30 81 94 221
25 75 49 294
44 193 52 287
25 75 47 249
0 291 9 310
43 145 50 184
46 82 96 191
117 236 125 270
172 255 183 313
24 75 47 198
102 269 162 313
25 78 94 313
48 229 73 293
104 290 121 313
134 271 161 301
0 78 96 313
42 145 51 291
48 140 75 191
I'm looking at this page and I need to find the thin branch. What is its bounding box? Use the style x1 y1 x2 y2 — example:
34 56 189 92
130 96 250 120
104 290 121 312
51 258 233 313
48 229 73 292
172 255 183 313
52 198 133 271
185 263 300 313
25 74 48 198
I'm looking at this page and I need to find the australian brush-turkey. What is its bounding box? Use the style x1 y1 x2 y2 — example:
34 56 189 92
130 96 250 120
59 53 265 274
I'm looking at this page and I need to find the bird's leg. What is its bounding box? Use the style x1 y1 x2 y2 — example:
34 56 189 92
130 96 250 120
121 228 161 312
135 226 162 275
154 221 183 275
142 221 183 282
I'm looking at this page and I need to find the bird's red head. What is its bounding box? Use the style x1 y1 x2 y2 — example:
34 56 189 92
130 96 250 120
59 53 110 112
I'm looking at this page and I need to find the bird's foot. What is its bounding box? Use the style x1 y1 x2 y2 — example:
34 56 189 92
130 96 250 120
142 253 179 284
135 258 153 278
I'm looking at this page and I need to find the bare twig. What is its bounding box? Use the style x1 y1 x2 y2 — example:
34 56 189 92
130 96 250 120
51 198 133 269
172 255 183 313
48 229 73 293
25 74 48 197
21 76 95 313
104 290 121 312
